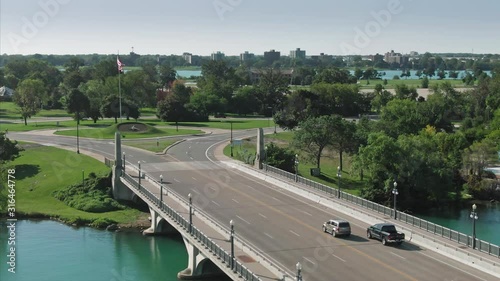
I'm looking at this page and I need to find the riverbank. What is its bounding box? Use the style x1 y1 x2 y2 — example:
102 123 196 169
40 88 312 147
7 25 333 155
4 143 149 231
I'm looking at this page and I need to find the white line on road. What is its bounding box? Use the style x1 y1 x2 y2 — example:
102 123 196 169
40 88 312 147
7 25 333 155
211 201 220 207
236 215 251 225
258 213 267 219
301 210 313 216
390 252 406 260
303 257 315 265
332 254 346 262
272 196 281 202
232 199 240 204
192 177 197 181
289 230 300 237
191 189 201 195
174 178 180 183
264 232 274 239
189 146 191 149
419 253 487 281
190 157 194 160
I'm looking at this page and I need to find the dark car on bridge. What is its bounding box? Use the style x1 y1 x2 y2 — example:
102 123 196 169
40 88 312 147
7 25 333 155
367 223 405 245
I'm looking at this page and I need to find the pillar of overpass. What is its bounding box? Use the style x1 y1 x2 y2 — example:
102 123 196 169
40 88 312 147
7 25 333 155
143 206 176 236
254 128 264 169
112 131 134 201
178 237 217 280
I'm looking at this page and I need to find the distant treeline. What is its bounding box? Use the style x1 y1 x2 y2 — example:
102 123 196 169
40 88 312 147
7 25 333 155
1 52 500 71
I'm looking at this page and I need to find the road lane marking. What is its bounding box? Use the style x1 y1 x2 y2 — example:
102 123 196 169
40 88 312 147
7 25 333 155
232 199 240 204
236 215 251 225
189 146 191 149
264 232 274 239
289 230 300 237
332 254 346 263
303 257 315 265
258 213 267 219
272 196 281 202
192 177 197 181
174 178 180 183
390 252 406 260
420 252 487 281
301 210 313 216
191 189 201 195
211 201 220 207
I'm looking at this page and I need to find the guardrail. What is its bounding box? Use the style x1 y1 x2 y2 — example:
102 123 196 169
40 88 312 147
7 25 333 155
263 163 500 258
119 166 263 281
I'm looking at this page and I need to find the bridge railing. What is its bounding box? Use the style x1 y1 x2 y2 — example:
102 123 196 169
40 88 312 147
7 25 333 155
263 163 500 258
120 170 263 281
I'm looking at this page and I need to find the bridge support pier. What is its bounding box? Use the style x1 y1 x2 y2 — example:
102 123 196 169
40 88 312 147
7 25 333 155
178 236 222 280
143 206 176 236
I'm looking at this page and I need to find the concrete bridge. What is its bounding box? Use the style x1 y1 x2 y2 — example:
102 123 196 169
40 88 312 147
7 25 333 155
107 130 500 281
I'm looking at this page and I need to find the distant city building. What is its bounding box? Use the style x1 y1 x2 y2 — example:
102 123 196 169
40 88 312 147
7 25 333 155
182 52 193 64
0 86 14 100
211 51 225 61
264 49 280 64
384 50 408 65
290 48 306 59
310 53 333 60
409 51 419 57
240 51 255 62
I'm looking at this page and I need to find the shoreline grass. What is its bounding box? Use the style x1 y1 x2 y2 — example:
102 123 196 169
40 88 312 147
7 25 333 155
5 144 144 225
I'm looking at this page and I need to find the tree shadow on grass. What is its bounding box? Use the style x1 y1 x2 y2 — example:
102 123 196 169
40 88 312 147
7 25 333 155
14 164 41 180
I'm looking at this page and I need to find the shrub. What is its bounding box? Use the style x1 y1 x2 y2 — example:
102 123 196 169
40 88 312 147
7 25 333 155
91 218 117 229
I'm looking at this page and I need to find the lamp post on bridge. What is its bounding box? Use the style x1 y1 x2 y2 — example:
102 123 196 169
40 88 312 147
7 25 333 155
138 161 141 189
188 193 193 234
337 166 342 198
230 219 235 271
470 203 478 249
296 262 302 281
230 121 233 157
159 175 163 207
264 145 268 172
392 181 398 220
294 154 299 182
76 119 80 154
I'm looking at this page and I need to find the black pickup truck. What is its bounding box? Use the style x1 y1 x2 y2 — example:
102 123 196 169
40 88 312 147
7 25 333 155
367 223 405 245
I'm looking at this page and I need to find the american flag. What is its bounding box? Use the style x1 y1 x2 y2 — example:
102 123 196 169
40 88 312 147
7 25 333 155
117 57 124 73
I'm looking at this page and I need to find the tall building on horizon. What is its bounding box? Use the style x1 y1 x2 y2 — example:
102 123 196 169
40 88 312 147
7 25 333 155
240 51 255 62
290 48 306 59
182 52 192 64
264 49 280 64
211 51 225 61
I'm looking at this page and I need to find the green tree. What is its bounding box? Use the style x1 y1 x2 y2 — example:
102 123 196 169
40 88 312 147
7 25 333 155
66 89 90 124
329 116 358 170
13 79 46 125
394 84 418 100
274 89 321 130
314 67 357 84
230 86 260 116
293 115 338 169
421 76 429 88
256 68 290 115
159 64 177 88
264 142 296 173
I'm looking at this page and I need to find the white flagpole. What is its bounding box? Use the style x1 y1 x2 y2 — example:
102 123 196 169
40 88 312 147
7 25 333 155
118 52 122 123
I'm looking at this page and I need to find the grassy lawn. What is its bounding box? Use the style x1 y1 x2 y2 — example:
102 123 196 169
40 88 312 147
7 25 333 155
0 102 71 119
125 139 180 153
358 78 469 89
140 107 157 116
1 120 115 132
223 131 366 196
6 144 143 224
171 119 275 130
54 123 202 139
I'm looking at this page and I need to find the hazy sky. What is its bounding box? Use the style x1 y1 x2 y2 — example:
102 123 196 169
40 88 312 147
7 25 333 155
1 0 499 56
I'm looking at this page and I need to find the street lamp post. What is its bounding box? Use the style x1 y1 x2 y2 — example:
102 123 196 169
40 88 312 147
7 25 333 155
230 220 235 270
188 193 193 234
76 120 80 154
296 262 302 281
337 166 342 198
138 161 141 189
392 181 398 219
294 154 299 182
264 145 268 171
159 175 163 207
470 204 478 249
230 121 233 157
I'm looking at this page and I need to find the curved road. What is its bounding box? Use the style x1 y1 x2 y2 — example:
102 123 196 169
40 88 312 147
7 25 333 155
9 130 498 281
